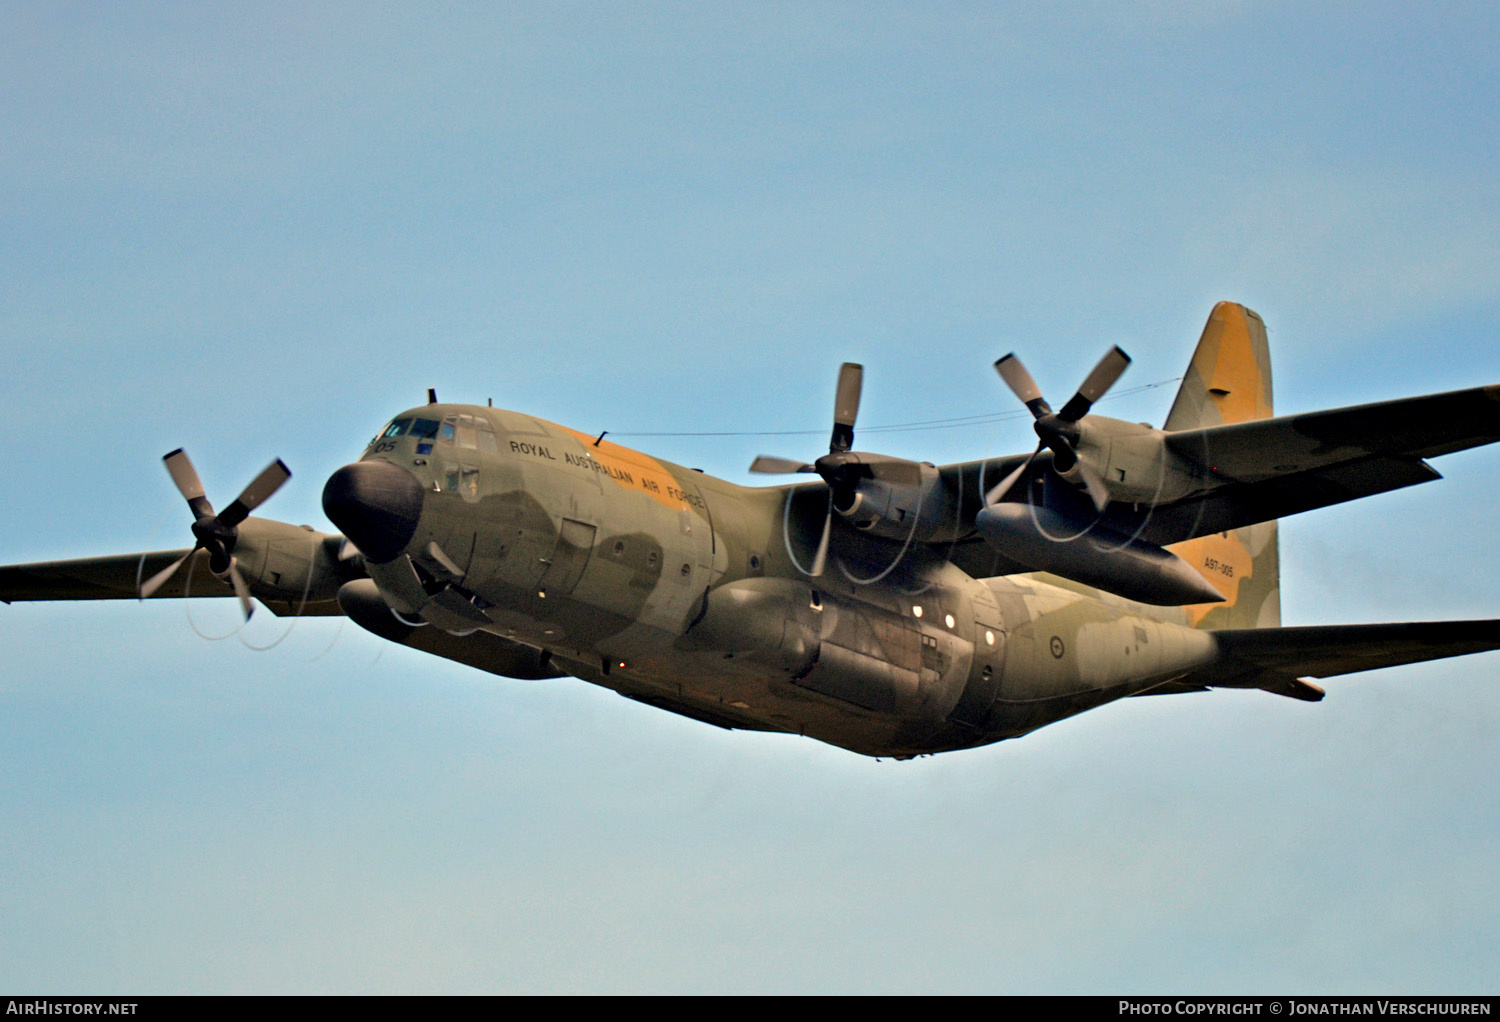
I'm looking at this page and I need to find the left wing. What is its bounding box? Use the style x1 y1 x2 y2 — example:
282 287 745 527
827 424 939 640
1133 383 1500 544
940 382 1500 572
1168 383 1500 477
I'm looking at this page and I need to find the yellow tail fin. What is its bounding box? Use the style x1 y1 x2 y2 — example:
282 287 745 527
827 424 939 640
1166 302 1281 630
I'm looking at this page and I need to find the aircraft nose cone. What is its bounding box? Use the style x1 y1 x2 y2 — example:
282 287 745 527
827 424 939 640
322 460 425 563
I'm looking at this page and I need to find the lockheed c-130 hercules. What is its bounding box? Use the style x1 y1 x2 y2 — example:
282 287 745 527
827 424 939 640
4 302 1499 758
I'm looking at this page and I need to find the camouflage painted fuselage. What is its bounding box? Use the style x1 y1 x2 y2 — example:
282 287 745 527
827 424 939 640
345 405 1228 758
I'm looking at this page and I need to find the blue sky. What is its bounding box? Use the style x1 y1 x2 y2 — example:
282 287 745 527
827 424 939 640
2 2 1499 993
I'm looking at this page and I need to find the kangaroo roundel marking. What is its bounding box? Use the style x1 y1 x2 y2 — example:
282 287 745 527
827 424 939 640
1050 635 1065 659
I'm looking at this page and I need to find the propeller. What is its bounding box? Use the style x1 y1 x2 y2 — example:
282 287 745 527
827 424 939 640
749 362 922 576
138 449 291 620
987 346 1131 511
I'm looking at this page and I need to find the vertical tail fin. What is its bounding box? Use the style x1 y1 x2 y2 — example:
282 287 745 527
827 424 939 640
1166 302 1281 630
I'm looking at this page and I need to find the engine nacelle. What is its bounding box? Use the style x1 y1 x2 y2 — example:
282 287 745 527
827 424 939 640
1071 416 1202 508
833 457 952 543
230 518 349 603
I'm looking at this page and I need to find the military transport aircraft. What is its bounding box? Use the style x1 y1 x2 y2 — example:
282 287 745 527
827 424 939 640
3 302 1499 758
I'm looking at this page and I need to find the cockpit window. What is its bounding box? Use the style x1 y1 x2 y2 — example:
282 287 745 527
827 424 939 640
409 418 441 440
381 418 412 438
454 416 478 449
436 413 501 451
477 419 499 452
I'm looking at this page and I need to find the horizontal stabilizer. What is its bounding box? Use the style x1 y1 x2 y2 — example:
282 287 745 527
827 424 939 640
1185 619 1500 698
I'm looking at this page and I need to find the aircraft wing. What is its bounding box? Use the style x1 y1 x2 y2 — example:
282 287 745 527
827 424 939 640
0 551 344 617
1132 383 1500 545
1167 383 1500 476
942 383 1500 569
1150 620 1500 701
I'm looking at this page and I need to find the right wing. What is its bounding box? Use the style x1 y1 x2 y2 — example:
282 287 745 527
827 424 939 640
0 550 344 617
0 550 228 602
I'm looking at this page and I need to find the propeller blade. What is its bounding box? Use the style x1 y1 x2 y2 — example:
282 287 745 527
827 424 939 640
749 455 816 475
985 446 1042 506
139 549 195 600
829 362 863 453
833 363 863 428
163 449 215 520
810 502 833 578
216 459 292 528
152 452 289 612
226 557 255 621
1057 346 1131 422
994 354 1052 419
1076 460 1112 512
163 448 206 501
